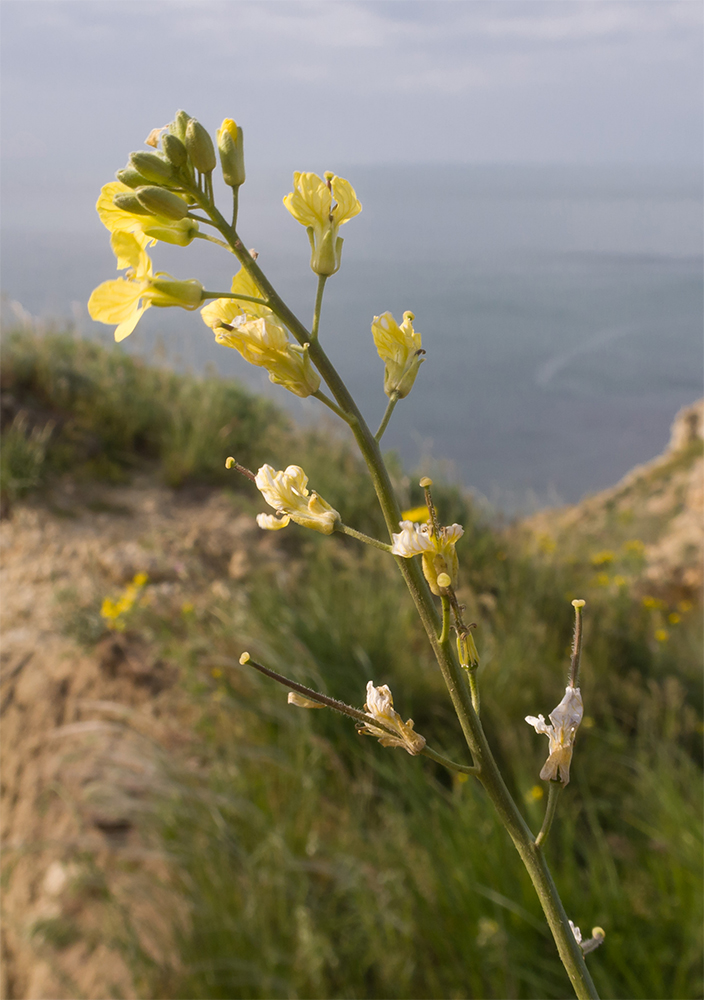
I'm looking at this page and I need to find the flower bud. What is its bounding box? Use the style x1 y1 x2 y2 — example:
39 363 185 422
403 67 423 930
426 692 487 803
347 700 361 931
185 119 216 173
161 132 188 168
148 278 204 309
169 110 191 142
116 167 150 190
129 151 175 185
217 119 245 188
112 192 154 216
135 186 189 221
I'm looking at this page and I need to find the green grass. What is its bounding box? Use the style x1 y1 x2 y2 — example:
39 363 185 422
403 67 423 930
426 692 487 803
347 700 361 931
5 329 702 999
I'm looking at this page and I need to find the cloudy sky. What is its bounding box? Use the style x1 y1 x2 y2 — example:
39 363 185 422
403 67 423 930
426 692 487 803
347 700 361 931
2 0 702 232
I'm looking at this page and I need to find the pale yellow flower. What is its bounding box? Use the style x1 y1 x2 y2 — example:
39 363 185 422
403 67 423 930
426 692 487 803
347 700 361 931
200 267 269 327
283 171 361 275
97 181 198 248
357 681 426 755
88 231 203 342
391 519 464 595
202 268 319 396
254 464 340 534
372 310 425 398
525 685 583 785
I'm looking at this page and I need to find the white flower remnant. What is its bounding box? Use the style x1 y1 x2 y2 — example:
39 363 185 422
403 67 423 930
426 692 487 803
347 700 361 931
525 685 583 785
254 464 340 534
358 681 426 755
390 520 464 595
570 920 606 956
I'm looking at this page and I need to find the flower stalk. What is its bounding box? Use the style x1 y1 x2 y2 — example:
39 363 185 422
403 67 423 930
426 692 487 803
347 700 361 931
89 116 602 999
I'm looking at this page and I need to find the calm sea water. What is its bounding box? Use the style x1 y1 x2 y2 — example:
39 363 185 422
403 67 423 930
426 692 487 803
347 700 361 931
2 164 702 511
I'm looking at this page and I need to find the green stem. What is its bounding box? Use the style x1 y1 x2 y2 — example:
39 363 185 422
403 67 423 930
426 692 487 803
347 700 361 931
536 781 563 848
194 233 237 253
335 523 392 553
467 668 481 715
439 595 451 645
232 186 239 229
570 601 585 688
375 392 399 441
311 275 328 341
194 233 238 252
191 186 600 1000
312 389 353 423
422 745 479 776
240 654 476 777
201 291 270 306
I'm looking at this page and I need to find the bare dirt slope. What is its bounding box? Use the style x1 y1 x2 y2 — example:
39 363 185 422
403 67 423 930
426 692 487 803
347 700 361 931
523 399 703 594
1 479 271 1000
1 401 702 999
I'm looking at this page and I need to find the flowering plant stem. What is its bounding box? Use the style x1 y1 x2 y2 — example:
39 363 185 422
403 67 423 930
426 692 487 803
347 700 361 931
188 183 600 1000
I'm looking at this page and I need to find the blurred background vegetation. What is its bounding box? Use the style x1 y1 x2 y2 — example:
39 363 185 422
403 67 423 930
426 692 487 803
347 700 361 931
2 329 702 999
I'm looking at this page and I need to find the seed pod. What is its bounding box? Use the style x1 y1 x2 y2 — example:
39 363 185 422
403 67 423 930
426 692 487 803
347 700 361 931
184 119 216 173
135 186 189 221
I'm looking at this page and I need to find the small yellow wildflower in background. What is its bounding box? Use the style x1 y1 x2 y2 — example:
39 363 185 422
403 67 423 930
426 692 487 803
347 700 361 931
591 551 615 567
613 575 627 587
623 539 645 554
654 629 669 643
668 612 681 625
537 534 556 554
595 573 610 587
678 600 693 614
526 785 544 802
642 595 665 610
401 504 430 523
100 573 149 631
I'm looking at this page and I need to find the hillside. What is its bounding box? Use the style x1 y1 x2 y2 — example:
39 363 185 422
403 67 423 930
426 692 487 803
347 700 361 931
1 335 701 1000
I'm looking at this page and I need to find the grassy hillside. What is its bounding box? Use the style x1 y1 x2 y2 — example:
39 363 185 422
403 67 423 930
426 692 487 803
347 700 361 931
2 330 702 999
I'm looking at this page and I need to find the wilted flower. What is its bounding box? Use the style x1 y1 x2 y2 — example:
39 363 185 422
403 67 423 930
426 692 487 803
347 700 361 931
372 310 424 398
569 920 605 955
255 464 340 534
283 171 361 275
357 681 426 755
88 231 203 342
391 520 464 595
525 685 583 785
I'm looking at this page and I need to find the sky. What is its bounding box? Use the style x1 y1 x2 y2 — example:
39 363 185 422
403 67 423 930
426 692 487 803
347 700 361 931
1 0 702 234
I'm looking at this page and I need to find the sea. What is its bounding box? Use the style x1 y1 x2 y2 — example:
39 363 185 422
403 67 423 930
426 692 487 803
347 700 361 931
2 163 702 513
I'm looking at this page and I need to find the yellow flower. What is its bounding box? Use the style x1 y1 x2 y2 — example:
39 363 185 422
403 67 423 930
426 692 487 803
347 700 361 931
201 267 268 327
591 550 615 566
283 171 361 275
97 181 198 248
391 519 464 595
371 310 425 398
525 685 583 785
357 681 426 755
88 232 204 342
654 628 669 643
202 268 319 396
254 464 340 534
